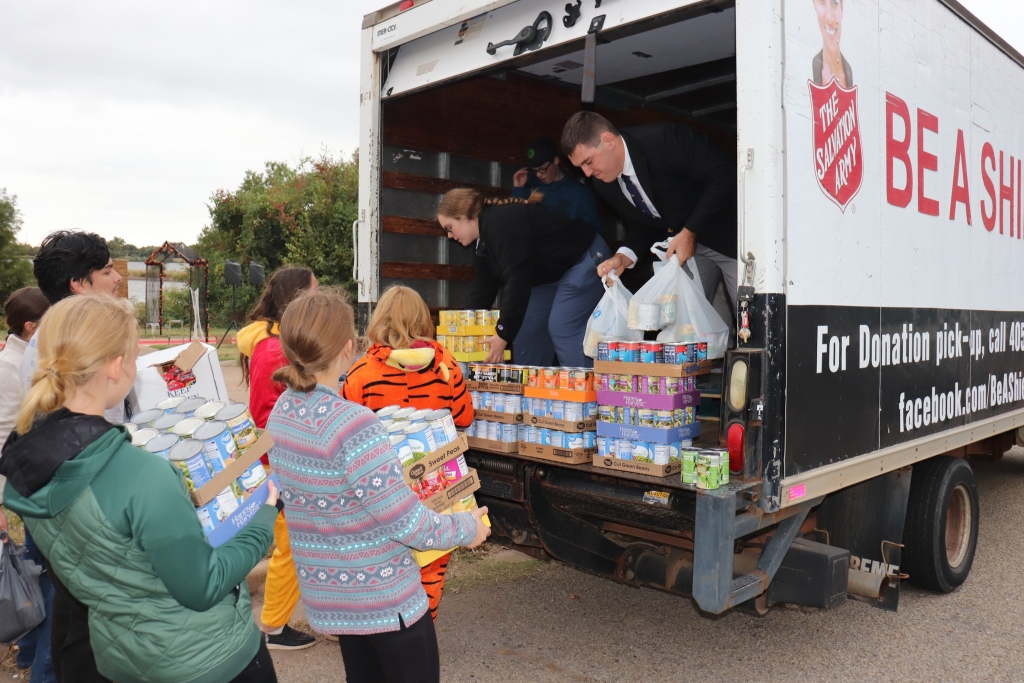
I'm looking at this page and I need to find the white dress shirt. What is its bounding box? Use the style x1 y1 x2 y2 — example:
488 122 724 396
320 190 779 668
615 139 662 268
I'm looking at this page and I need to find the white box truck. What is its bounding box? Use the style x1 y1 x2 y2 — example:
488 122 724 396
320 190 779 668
355 0 1024 613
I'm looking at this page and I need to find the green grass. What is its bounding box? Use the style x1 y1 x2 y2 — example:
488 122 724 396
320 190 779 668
444 543 548 595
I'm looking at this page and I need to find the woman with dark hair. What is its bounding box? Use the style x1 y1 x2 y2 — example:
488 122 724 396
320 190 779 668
437 189 607 368
236 265 319 650
0 286 53 683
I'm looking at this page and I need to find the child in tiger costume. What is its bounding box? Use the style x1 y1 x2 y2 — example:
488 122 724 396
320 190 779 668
341 285 475 620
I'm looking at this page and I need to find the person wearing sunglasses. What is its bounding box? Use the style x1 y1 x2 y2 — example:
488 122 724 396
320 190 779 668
511 138 603 234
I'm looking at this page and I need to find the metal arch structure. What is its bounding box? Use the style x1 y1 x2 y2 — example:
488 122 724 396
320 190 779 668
144 242 210 342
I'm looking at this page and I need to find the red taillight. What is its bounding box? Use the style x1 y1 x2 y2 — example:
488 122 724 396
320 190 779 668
727 423 745 474
399 0 415 10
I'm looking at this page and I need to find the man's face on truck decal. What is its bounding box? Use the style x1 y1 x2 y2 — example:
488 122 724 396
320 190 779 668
567 131 625 182
814 0 843 57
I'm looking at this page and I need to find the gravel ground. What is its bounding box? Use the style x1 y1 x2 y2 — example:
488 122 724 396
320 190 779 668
261 448 1024 682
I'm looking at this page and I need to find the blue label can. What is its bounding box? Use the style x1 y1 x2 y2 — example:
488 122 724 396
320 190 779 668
196 499 220 534
582 431 596 448
617 439 634 460
550 430 566 448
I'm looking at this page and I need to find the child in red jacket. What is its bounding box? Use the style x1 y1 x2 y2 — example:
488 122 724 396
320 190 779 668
237 266 318 651
341 285 475 620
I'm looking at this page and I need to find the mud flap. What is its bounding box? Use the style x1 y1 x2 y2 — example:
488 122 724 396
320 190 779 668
815 469 911 611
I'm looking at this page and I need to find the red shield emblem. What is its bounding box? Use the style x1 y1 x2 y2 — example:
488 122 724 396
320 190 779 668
808 80 863 211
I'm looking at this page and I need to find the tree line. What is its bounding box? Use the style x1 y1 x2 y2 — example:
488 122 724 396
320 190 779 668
0 151 358 330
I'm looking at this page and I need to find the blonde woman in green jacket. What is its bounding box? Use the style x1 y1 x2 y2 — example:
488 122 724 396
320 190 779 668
0 295 281 683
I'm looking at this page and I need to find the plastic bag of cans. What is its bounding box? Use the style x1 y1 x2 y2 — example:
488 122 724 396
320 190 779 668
597 340 706 365
596 405 695 427
596 436 685 466
594 373 697 396
681 447 730 489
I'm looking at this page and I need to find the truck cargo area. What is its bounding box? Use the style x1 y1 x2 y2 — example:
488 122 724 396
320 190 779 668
377 3 737 313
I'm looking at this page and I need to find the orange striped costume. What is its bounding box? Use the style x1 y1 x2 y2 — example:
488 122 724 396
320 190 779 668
341 340 474 619
341 341 474 428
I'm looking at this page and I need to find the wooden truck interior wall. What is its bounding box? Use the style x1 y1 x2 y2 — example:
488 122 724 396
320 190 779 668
379 21 737 314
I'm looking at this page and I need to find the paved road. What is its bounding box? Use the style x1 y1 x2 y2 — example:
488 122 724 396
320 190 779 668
261 449 1024 682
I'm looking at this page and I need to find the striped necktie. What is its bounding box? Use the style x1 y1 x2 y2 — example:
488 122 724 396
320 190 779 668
620 174 657 219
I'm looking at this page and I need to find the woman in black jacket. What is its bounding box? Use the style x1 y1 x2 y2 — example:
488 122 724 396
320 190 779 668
437 189 608 367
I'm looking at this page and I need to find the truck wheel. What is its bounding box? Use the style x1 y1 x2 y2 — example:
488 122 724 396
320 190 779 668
902 456 979 593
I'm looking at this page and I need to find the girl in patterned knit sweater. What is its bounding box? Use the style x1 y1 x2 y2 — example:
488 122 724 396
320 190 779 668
342 285 475 623
267 289 490 683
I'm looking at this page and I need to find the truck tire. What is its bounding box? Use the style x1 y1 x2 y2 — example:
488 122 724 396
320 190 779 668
902 456 979 593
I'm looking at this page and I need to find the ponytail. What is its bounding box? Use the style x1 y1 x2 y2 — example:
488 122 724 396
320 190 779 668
271 363 317 393
483 190 544 207
16 295 138 435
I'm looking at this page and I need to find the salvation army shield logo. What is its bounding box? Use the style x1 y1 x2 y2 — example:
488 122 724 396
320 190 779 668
808 80 863 211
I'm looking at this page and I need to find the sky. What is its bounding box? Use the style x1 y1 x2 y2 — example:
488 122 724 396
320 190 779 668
1 0 1022 247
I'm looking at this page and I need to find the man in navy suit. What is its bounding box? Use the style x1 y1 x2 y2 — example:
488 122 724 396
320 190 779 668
561 111 737 306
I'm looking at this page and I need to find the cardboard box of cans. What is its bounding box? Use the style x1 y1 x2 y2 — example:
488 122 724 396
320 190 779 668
129 341 231 413
518 442 596 465
525 414 595 432
592 454 681 478
465 381 525 395
466 436 520 454
596 421 701 444
401 435 469 487
596 390 701 410
376 405 483 517
593 359 714 378
190 429 274 506
473 409 522 424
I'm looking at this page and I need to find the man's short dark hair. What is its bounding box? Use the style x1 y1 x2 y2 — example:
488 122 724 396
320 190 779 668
33 230 111 304
561 111 620 157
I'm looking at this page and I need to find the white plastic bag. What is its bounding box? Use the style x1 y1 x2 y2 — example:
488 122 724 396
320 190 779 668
655 254 730 359
628 254 678 331
583 273 642 359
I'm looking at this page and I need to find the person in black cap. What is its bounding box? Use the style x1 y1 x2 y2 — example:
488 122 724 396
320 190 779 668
512 138 603 233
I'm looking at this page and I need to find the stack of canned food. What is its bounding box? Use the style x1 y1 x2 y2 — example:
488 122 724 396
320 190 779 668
522 397 598 449
596 373 697 395
438 309 501 327
465 391 527 444
375 404 480 513
682 446 731 489
596 436 687 465
437 309 502 357
597 405 696 428
465 364 595 391
596 339 708 364
126 397 269 534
